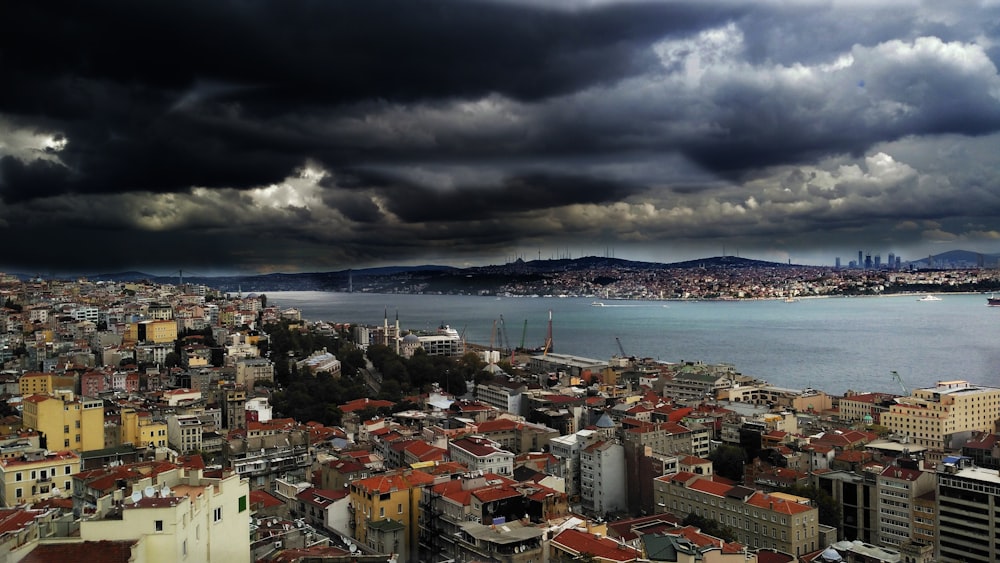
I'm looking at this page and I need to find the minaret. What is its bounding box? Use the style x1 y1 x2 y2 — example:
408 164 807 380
395 310 400 355
383 307 388 347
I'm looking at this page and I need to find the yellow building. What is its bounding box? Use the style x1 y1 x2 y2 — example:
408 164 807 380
349 469 434 562
881 380 1000 450
121 409 168 449
18 372 75 397
124 319 178 344
21 393 105 452
0 450 80 506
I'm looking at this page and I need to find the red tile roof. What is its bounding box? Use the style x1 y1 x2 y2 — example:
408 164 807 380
250 489 285 508
745 492 813 515
20 540 138 563
552 528 642 562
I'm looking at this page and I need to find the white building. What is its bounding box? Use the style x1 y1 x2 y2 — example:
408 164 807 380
166 414 204 455
448 437 514 476
80 466 251 563
580 440 626 516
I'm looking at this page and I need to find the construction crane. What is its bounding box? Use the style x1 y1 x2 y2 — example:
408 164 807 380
519 319 528 351
891 370 907 395
543 310 553 357
615 337 627 358
498 315 514 364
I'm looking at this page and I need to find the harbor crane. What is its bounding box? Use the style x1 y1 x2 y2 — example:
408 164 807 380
615 337 627 358
891 370 908 395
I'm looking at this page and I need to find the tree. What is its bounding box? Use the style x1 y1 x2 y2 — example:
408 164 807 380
164 352 181 368
682 513 737 542
708 444 748 481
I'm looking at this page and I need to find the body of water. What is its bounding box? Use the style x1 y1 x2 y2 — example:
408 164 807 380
262 291 1000 396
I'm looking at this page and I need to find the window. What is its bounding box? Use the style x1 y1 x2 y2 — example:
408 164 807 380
155 520 163 532
379 506 385 517
14 488 22 499
64 466 71 475
15 472 21 482
213 507 222 522
398 503 403 514
64 439 70 447
239 495 247 513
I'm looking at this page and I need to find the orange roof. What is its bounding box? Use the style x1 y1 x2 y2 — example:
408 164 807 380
745 492 813 515
352 470 433 494
552 528 641 562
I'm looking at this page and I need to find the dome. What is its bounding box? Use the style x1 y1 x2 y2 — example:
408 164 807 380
402 333 421 344
595 413 615 428
820 547 843 561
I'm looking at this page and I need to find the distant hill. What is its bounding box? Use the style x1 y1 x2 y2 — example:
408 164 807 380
906 250 1000 268
21 250 997 291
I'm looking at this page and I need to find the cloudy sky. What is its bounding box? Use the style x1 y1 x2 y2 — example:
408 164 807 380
3 0 1000 275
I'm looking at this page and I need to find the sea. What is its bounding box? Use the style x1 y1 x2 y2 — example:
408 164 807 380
261 291 1000 396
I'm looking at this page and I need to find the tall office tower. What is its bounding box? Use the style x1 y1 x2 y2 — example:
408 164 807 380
896 256 901 269
874 255 881 268
864 254 873 269
835 257 841 269
887 253 895 270
858 250 863 267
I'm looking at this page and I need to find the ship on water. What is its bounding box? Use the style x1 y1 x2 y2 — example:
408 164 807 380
989 295 1000 306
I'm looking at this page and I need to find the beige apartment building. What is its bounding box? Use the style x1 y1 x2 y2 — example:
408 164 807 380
0 450 80 506
881 380 1000 450
653 472 821 557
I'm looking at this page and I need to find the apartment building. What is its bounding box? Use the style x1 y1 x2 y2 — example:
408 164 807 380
166 414 204 454
839 392 897 424
621 420 711 458
881 380 1000 450
875 463 935 548
21 392 105 452
580 440 626 515
936 456 1000 562
0 450 80 506
120 408 168 449
17 372 75 397
349 469 435 563
235 357 274 388
124 319 178 344
448 436 514 476
79 466 250 563
653 472 821 557
418 474 555 563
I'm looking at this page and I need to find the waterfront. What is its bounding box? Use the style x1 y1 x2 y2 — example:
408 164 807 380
265 291 1000 396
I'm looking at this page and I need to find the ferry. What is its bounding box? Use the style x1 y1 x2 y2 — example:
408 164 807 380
988 295 1000 306
917 295 941 302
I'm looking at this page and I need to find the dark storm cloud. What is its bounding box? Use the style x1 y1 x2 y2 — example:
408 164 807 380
339 169 639 222
0 0 739 204
4 0 1000 273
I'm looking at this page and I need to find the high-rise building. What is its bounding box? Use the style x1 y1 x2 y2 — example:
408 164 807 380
835 257 841 269
888 253 895 270
936 456 1000 562
874 254 881 269
859 250 864 268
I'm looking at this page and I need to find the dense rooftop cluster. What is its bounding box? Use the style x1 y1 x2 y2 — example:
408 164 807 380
0 275 996 562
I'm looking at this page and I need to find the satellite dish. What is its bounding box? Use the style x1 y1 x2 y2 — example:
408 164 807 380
349 543 357 554
144 486 156 498
131 491 142 503
161 485 171 497
51 486 61 497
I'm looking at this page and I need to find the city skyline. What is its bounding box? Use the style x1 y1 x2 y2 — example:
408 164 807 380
4 1 1000 275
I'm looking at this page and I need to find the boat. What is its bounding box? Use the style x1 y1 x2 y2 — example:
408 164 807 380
591 301 605 307
784 297 799 303
989 294 1000 306
917 295 941 302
